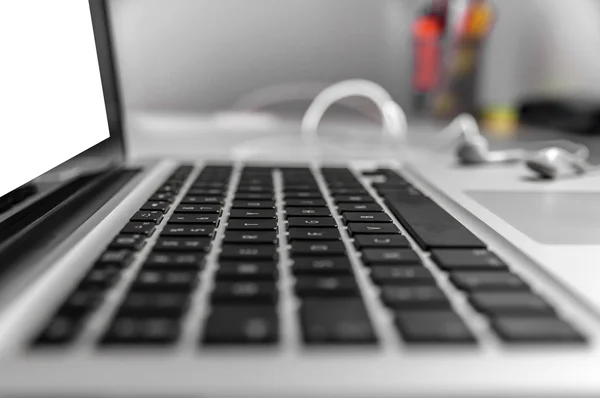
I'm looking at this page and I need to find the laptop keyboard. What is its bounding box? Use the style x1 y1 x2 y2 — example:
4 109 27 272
32 164 587 348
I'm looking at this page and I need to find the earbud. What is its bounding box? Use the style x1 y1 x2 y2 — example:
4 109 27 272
525 147 590 179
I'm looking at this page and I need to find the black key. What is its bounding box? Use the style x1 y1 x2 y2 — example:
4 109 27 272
216 262 277 281
161 225 214 237
469 292 555 316
491 317 586 344
132 270 198 292
295 276 359 297
220 244 278 261
149 192 175 202
450 272 529 292
154 237 211 252
232 200 275 209
181 196 223 205
371 266 436 286
223 231 278 244
227 219 277 231
212 281 277 303
330 188 368 195
361 249 420 265
292 257 353 275
229 209 276 219
353 234 410 249
175 204 221 214
168 214 219 225
285 192 323 199
186 187 225 195
192 182 227 189
290 241 346 256
60 290 104 316
118 293 189 317
283 184 319 192
288 217 337 228
385 197 485 249
34 317 82 345
338 203 383 213
121 222 156 236
109 235 146 251
285 207 331 217
96 250 134 268
156 184 181 194
101 317 180 345
431 249 507 271
288 228 340 241
202 306 278 344
334 195 375 204
300 299 377 344
343 213 392 224
80 268 120 289
140 201 170 213
381 286 451 309
237 186 273 193
144 253 204 270
347 223 400 235
395 311 476 344
285 199 327 207
235 193 274 200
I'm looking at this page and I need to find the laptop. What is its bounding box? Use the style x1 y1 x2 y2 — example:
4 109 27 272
0 1 598 396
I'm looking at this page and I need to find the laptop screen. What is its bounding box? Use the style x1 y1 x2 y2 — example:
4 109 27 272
0 0 111 198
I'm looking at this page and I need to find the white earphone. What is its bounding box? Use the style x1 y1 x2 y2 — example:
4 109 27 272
446 114 595 179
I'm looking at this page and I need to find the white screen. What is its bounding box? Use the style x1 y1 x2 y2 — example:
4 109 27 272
0 0 110 198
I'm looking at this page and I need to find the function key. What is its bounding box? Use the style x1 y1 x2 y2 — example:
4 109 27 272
380 285 450 309
168 214 219 225
285 199 327 207
161 225 214 237
431 249 508 271
289 241 346 256
144 252 204 270
232 201 276 209
285 207 331 217
101 317 181 345
175 204 221 214
223 231 278 244
353 234 410 249
287 217 337 228
292 257 353 275
154 237 211 252
491 317 586 344
140 201 170 213
227 219 277 231
450 272 529 292
338 203 383 213
229 209 276 219
219 244 278 261
361 248 420 265
295 276 359 297
300 299 377 344
212 281 277 304
202 306 278 345
130 211 164 224
394 311 476 344
288 228 340 241
342 213 392 224
347 223 400 235
110 235 146 251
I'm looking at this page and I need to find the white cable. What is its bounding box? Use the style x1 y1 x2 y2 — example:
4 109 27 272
300 79 408 144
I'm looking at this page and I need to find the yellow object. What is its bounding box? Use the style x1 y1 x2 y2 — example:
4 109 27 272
482 107 519 137
465 1 494 39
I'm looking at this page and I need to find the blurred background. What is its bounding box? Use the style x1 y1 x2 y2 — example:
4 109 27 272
107 0 600 157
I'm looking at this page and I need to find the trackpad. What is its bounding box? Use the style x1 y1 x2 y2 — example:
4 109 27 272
467 191 600 245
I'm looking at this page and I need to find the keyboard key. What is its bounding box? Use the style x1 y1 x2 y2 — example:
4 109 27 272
295 276 359 297
380 286 449 310
132 270 198 292
290 241 346 256
353 234 410 249
223 231 278 244
330 188 368 195
227 219 277 231
161 225 214 237
154 237 211 252
144 253 204 270
109 235 146 251
216 262 277 281
229 209 276 219
232 200 275 209
371 266 436 286
220 244 278 261
175 204 221 214
130 211 164 224
140 201 170 213
285 192 323 199
395 311 476 344
285 199 327 207
235 193 274 200
118 293 190 317
283 184 319 192
361 249 420 265
431 249 507 271
300 299 377 344
203 306 278 344
60 290 104 316
384 198 485 249
285 207 332 217
186 188 225 196
96 250 134 269
469 292 555 316
192 182 227 189
121 222 156 236
237 186 273 193
287 217 337 228
292 257 353 275
181 196 223 205
334 195 375 204
101 317 180 345
168 214 219 225
212 281 277 303
80 268 120 289
156 183 182 194
149 192 175 203
288 228 340 241
34 317 81 345
492 317 586 344
338 203 383 213
450 272 529 292
347 223 400 235
343 213 392 223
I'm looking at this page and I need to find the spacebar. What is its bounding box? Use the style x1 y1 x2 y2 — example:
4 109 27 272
384 197 486 249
